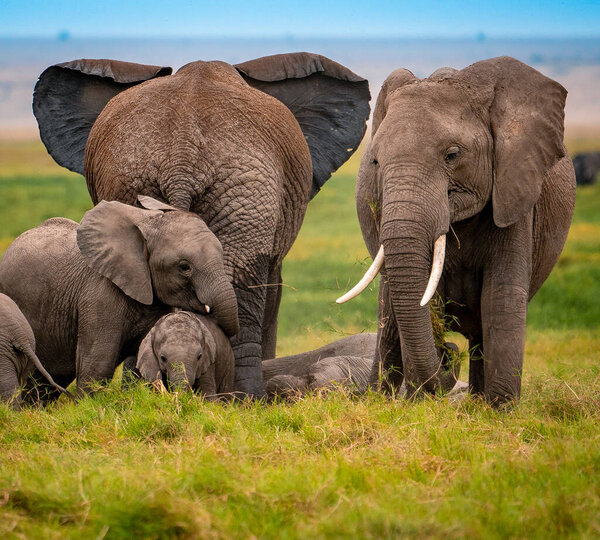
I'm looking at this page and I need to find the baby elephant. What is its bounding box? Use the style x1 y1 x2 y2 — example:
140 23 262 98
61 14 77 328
262 333 377 397
0 293 70 407
136 312 234 397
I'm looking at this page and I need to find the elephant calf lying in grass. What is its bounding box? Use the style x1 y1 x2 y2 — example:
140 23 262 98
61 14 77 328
135 311 234 398
262 334 377 397
0 293 71 408
262 333 468 398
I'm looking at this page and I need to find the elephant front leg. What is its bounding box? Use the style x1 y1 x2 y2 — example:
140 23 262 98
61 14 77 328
480 220 532 406
371 274 404 391
230 258 271 397
75 315 124 395
261 263 283 360
0 355 23 408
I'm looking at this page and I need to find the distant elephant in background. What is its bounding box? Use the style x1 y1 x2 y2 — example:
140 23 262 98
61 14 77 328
0 197 237 401
339 56 575 406
136 311 234 397
262 333 376 397
0 293 71 407
572 151 600 185
33 52 371 397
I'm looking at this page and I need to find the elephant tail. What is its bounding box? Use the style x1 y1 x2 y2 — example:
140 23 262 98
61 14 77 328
20 344 75 400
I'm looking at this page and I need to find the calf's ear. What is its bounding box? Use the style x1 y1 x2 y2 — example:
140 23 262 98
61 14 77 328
77 201 161 305
136 330 161 382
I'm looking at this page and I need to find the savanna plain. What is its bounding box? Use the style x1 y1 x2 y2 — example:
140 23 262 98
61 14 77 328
0 137 599 539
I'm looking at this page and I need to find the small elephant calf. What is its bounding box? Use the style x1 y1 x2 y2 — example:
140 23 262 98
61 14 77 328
0 293 70 407
136 312 234 397
262 334 377 397
262 333 468 398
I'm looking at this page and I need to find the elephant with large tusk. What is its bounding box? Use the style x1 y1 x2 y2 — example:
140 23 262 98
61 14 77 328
338 56 575 406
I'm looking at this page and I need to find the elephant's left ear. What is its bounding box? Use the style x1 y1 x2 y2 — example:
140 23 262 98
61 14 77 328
457 56 567 228
136 330 161 382
193 317 217 378
235 52 371 198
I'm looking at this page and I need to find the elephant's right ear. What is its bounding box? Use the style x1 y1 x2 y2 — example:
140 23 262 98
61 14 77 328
136 330 161 382
235 52 371 198
77 201 161 305
33 59 172 175
372 68 418 135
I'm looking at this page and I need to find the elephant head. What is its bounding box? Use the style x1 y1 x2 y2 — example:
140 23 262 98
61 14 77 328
77 197 239 336
341 56 567 394
136 312 217 393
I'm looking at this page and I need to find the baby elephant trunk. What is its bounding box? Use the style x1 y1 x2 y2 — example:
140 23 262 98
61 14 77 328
204 277 239 337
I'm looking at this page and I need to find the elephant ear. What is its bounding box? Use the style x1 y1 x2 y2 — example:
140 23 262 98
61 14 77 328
372 68 418 135
77 200 161 305
137 195 179 212
136 330 161 382
457 56 567 228
194 317 218 378
235 52 371 198
33 59 172 175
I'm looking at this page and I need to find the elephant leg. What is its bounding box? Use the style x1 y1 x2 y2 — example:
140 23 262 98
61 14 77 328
75 318 123 395
480 221 532 406
468 335 485 396
371 274 404 392
0 356 22 408
230 258 270 397
261 263 282 360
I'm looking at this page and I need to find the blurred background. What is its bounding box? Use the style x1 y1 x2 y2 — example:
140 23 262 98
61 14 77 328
1 0 600 141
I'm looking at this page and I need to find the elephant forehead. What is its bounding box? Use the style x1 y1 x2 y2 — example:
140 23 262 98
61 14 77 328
390 81 479 123
155 315 203 343
175 60 245 85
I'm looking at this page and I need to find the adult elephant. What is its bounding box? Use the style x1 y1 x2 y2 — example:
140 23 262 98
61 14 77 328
33 53 371 396
337 57 575 406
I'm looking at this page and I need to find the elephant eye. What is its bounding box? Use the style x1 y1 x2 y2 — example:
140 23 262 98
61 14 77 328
178 261 192 274
445 147 460 162
372 158 379 165
159 354 167 364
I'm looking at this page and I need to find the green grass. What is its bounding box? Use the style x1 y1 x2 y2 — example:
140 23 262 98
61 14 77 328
0 141 599 538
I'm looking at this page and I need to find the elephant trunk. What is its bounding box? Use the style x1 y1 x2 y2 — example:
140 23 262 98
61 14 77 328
380 168 456 394
199 277 239 337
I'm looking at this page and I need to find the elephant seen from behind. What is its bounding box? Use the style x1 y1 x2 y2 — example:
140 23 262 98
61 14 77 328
33 52 371 397
339 56 575 405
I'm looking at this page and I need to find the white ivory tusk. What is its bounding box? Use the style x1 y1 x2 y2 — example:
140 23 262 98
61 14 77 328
336 245 385 304
419 234 446 307
205 305 211 313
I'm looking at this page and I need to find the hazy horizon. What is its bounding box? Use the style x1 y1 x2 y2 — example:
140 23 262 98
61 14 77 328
1 35 599 137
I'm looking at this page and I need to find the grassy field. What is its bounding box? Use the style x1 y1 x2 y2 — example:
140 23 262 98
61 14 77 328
0 140 599 538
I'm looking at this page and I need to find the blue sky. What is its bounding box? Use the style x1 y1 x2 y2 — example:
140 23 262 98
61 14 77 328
1 0 599 38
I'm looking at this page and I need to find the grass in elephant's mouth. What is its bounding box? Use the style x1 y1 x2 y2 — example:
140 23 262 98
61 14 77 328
0 140 599 538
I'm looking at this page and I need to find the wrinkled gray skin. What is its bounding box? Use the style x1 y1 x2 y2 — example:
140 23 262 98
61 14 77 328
572 151 600 185
0 293 71 407
262 334 377 397
33 53 371 397
354 57 576 406
0 198 238 401
136 312 234 397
